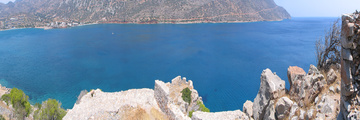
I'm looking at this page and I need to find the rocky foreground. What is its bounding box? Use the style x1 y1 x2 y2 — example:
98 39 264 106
60 63 341 120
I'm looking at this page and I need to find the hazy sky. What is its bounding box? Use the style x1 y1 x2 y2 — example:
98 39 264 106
274 0 360 17
0 0 359 17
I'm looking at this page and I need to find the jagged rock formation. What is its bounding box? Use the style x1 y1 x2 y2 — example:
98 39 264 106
240 65 341 120
0 0 290 29
252 68 285 120
63 76 215 120
339 13 360 119
0 66 343 120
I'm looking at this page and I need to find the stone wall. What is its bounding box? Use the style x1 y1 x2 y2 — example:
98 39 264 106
340 13 360 119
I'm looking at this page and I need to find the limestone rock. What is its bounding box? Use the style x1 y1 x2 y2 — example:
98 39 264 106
299 109 305 120
252 68 285 120
243 100 253 118
327 68 337 85
288 102 298 119
63 89 167 120
306 108 315 119
287 66 306 87
341 48 353 61
308 64 320 75
168 104 191 120
263 100 276 120
275 97 294 120
191 110 249 120
154 80 170 114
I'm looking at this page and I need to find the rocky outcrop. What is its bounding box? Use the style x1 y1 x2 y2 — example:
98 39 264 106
339 13 360 119
252 68 285 120
63 76 212 120
240 65 341 120
63 88 168 120
191 110 249 120
288 65 326 107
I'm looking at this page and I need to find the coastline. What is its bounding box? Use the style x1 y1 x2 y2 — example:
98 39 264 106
0 19 288 31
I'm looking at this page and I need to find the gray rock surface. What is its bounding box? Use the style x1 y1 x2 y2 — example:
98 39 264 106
287 66 306 87
63 89 166 120
253 68 285 120
263 100 276 120
327 68 337 85
191 110 248 120
275 96 294 120
243 100 253 118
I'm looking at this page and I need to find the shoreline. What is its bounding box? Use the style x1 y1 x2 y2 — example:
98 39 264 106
0 19 287 31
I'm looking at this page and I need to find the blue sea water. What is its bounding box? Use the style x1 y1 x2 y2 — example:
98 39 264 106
0 17 337 112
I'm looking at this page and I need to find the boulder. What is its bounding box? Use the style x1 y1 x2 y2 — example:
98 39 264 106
252 69 285 120
191 110 249 120
287 66 306 87
243 100 253 118
327 68 337 85
275 97 294 120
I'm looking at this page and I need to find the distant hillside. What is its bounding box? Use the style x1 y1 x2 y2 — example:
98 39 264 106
0 0 290 29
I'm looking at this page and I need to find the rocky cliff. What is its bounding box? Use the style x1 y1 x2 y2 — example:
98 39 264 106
60 64 342 120
339 12 360 119
0 0 290 29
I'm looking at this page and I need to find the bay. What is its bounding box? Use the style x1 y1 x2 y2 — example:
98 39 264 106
0 17 337 111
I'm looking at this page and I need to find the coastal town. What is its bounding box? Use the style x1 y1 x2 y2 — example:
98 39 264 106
0 14 85 30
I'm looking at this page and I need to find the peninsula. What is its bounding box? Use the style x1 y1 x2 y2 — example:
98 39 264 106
0 0 290 30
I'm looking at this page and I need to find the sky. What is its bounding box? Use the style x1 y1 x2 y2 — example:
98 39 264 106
0 0 359 17
274 0 360 17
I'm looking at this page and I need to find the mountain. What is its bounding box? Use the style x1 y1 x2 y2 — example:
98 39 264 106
0 0 290 29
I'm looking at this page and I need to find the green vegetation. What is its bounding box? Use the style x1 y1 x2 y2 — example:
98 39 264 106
0 87 66 120
0 115 5 120
189 110 194 118
197 101 210 112
1 88 32 119
181 87 192 104
33 99 67 120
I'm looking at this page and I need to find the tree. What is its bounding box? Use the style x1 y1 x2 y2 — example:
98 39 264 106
33 99 66 120
1 88 32 119
315 19 341 70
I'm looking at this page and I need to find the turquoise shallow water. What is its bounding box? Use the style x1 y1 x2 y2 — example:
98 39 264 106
0 17 337 111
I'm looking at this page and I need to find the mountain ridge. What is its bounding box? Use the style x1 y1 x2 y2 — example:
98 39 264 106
0 0 290 29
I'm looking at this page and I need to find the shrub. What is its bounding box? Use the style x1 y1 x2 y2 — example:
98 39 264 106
181 87 191 104
0 115 5 120
189 110 194 118
197 101 210 112
315 19 341 70
33 98 66 120
1 88 31 119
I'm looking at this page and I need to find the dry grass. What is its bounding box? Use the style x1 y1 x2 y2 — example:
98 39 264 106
150 107 168 120
120 106 150 120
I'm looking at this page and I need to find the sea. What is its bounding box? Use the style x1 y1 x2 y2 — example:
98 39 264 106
0 17 338 112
